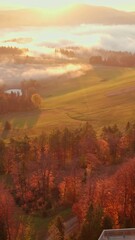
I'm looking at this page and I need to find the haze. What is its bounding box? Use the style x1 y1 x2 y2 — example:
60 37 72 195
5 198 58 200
1 0 135 11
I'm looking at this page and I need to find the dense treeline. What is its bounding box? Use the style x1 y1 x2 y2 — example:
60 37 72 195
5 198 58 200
55 48 75 58
56 47 135 67
1 122 135 239
0 92 36 114
0 46 27 55
89 50 135 67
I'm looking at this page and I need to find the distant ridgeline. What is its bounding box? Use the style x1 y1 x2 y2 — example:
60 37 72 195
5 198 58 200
89 49 135 67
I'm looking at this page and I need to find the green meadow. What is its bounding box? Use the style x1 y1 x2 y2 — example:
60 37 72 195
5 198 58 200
1 65 135 137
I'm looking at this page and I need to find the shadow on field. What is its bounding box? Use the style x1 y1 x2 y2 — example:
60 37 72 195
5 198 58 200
0 110 41 133
13 110 41 129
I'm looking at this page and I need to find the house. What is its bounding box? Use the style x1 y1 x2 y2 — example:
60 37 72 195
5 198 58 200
5 88 22 96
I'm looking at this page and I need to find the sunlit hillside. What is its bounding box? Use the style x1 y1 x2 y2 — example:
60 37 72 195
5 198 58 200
1 65 135 138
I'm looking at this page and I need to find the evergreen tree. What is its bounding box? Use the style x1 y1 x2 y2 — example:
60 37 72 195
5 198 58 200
4 121 11 131
78 204 103 240
102 215 113 229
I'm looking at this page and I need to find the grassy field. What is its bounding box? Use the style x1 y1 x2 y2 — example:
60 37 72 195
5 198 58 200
1 65 135 137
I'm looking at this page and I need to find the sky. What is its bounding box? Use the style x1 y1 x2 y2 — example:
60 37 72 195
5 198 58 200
0 0 135 12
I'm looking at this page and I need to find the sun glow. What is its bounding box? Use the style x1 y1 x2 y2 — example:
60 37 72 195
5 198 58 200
1 0 76 10
1 0 135 11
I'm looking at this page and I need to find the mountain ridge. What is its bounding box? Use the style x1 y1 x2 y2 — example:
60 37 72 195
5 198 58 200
1 4 135 27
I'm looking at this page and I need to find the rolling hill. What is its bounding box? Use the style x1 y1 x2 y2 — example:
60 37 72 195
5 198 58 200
1 4 135 27
1 65 135 138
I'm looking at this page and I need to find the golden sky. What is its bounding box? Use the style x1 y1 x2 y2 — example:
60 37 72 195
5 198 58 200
0 0 135 11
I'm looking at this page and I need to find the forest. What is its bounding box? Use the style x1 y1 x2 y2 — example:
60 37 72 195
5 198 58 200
0 46 27 55
1 121 135 239
89 50 135 67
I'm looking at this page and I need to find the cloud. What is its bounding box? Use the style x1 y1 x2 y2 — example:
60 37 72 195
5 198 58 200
32 24 135 54
98 27 135 52
4 38 33 44
0 62 90 85
72 24 135 52
40 40 74 48
22 64 89 80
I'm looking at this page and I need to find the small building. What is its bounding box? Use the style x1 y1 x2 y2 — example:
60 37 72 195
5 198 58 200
98 228 135 240
5 88 22 96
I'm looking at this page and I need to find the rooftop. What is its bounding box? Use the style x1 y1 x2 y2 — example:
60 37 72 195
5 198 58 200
5 88 22 95
98 228 135 240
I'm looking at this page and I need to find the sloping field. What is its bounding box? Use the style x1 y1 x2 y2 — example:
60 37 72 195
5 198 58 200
1 65 135 137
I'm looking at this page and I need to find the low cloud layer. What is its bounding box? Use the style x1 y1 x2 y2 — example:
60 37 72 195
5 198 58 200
0 24 135 86
22 64 87 79
0 63 90 85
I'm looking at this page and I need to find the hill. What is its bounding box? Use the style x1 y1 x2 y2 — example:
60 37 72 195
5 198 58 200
1 5 135 27
1 65 135 137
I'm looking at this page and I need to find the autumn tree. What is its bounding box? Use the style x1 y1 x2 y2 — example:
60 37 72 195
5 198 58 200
59 176 82 206
98 139 110 164
15 216 34 240
0 183 16 240
101 125 121 163
114 158 135 227
49 216 65 240
31 93 42 108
